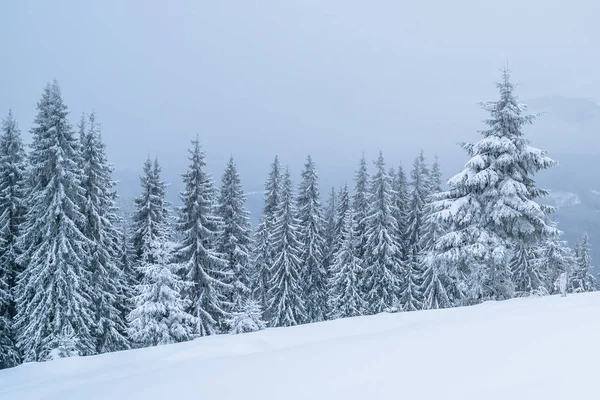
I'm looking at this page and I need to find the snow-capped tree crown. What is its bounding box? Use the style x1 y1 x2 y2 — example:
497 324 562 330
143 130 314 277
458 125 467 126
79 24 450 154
131 157 171 265
16 81 95 361
328 207 366 318
0 110 27 368
267 168 306 327
80 113 129 354
217 156 252 309
361 152 403 313
296 155 327 322
432 69 559 302
444 69 558 244
176 138 230 337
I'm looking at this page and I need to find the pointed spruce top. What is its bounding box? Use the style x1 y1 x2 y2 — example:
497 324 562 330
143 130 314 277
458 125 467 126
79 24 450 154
478 67 537 140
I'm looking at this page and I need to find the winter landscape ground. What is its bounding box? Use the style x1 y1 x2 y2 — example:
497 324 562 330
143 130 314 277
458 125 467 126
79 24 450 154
2 292 598 400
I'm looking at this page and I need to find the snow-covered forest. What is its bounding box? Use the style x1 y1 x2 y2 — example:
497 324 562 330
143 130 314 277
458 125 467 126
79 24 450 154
0 69 597 369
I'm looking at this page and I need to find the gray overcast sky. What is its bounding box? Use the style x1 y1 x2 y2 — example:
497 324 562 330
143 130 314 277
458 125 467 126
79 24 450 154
2 0 600 191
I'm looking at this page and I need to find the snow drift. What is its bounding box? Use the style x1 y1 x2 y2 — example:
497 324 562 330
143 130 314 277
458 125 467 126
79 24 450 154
2 292 599 400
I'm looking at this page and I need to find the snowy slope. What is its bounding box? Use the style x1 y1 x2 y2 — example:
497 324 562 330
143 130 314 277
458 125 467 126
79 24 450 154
2 293 600 400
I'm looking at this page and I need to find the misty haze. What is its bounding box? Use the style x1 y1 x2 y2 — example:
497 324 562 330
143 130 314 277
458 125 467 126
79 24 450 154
1 1 600 399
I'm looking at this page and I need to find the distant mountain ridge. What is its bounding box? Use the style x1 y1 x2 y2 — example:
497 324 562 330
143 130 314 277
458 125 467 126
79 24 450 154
528 96 600 125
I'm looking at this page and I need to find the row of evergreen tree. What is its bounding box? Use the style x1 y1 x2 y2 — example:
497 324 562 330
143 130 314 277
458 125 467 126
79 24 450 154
0 71 597 370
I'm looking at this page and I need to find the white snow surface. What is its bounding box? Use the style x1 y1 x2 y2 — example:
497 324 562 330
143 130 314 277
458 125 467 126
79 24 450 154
2 292 600 400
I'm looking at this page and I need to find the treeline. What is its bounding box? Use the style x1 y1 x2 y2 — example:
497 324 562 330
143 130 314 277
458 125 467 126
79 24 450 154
0 71 597 369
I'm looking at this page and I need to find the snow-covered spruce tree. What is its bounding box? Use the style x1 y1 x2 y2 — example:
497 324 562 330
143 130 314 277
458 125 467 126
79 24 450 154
536 235 576 294
76 113 87 174
328 208 367 318
361 152 403 313
419 251 453 310
0 272 16 368
419 157 455 309
128 239 194 347
428 158 442 193
334 184 351 252
322 187 337 273
570 233 596 293
510 243 545 296
557 271 568 297
419 156 443 253
77 113 87 146
130 157 170 269
401 153 429 311
267 168 306 327
0 111 27 315
352 154 370 262
176 138 230 336
226 298 266 334
296 155 328 323
432 69 557 303
406 153 429 255
391 165 409 258
15 81 95 361
47 325 80 360
325 183 351 302
252 156 281 317
80 113 129 353
119 228 136 286
0 110 27 368
117 227 136 327
217 156 252 312
418 157 443 259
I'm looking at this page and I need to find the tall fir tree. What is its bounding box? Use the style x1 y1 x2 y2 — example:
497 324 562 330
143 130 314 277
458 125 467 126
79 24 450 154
77 113 87 147
117 227 136 329
510 244 544 295
0 110 26 368
329 183 351 294
328 208 366 318
252 156 281 317
352 154 370 262
536 236 576 294
406 153 429 255
15 81 95 361
334 184 351 251
570 233 596 293
176 138 230 336
419 156 443 254
131 158 170 269
401 153 429 311
432 69 557 303
267 168 306 327
419 157 455 309
322 187 337 274
361 152 403 313
128 239 194 347
391 165 409 258
217 157 253 312
80 113 129 353
428 158 442 193
419 252 453 310
0 256 15 367
296 155 328 322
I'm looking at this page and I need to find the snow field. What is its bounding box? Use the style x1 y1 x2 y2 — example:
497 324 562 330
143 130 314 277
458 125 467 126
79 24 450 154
2 292 599 400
